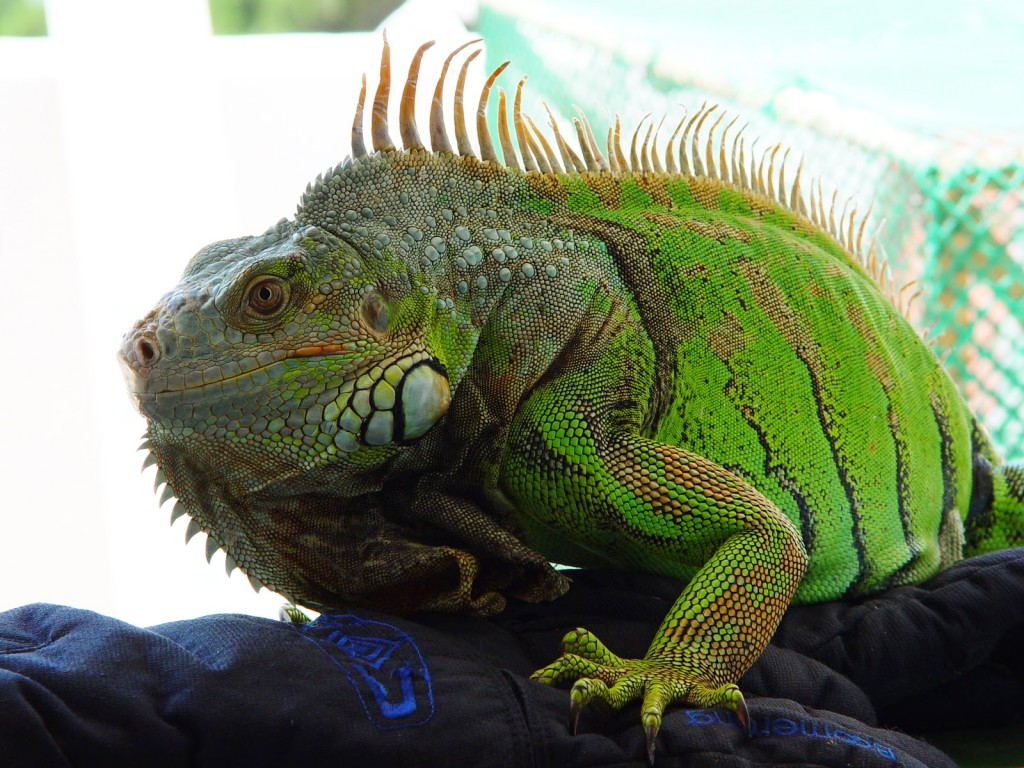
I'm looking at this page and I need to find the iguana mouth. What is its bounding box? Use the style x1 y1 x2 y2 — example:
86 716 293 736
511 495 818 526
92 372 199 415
117 344 367 397
121 344 451 450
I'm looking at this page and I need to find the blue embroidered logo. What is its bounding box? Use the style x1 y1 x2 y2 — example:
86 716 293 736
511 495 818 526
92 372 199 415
294 614 433 729
685 709 897 762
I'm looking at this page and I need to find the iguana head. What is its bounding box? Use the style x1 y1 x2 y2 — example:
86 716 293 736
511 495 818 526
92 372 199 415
120 220 451 480
118 203 466 598
121 37 555 493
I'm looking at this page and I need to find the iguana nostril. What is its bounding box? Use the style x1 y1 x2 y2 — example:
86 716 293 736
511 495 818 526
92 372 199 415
135 336 160 365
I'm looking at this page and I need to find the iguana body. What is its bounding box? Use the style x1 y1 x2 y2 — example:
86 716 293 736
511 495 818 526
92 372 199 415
119 39 1024 759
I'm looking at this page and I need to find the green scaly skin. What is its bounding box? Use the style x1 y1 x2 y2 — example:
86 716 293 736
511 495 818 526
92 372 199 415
119 41 1024 761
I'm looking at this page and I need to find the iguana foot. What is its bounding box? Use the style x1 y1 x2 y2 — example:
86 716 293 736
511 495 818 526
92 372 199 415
278 603 316 624
531 628 749 764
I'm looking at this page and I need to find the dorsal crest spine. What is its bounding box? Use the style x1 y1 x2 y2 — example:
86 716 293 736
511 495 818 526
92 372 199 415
339 36 911 317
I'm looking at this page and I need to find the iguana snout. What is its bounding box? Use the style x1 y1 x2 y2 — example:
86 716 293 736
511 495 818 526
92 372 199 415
118 291 207 396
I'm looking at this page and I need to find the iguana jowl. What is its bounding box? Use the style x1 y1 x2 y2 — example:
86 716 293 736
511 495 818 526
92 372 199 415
119 38 1024 760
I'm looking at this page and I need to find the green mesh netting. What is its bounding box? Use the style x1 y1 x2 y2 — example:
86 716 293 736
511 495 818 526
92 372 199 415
475 4 1024 460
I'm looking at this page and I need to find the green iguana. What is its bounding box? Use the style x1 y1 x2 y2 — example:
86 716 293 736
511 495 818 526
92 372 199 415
119 38 1024 761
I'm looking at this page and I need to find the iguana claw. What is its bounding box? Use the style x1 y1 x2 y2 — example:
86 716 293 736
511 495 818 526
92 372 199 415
645 720 658 766
735 689 751 735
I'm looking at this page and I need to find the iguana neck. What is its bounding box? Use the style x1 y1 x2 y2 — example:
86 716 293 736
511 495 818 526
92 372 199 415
296 149 593 392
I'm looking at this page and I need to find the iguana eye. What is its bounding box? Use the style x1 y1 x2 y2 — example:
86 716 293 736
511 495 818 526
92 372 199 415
362 292 391 333
246 277 288 317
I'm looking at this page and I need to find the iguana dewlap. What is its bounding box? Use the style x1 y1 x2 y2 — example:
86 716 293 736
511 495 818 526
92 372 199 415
118 38 1024 761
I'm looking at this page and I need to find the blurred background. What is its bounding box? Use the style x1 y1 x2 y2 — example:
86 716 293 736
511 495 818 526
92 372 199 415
0 0 1021 629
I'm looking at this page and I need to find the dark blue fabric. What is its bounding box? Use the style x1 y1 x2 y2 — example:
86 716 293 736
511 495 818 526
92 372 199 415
3 550 1023 767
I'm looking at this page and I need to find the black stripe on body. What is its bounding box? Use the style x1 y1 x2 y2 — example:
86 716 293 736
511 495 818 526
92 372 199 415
930 392 960 558
549 214 683 434
805 367 868 597
737 259 869 594
965 452 994 550
735 401 817 557
880 406 923 588
964 416 996 552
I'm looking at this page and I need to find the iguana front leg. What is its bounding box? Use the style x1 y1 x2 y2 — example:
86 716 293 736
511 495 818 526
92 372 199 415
502 370 807 761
